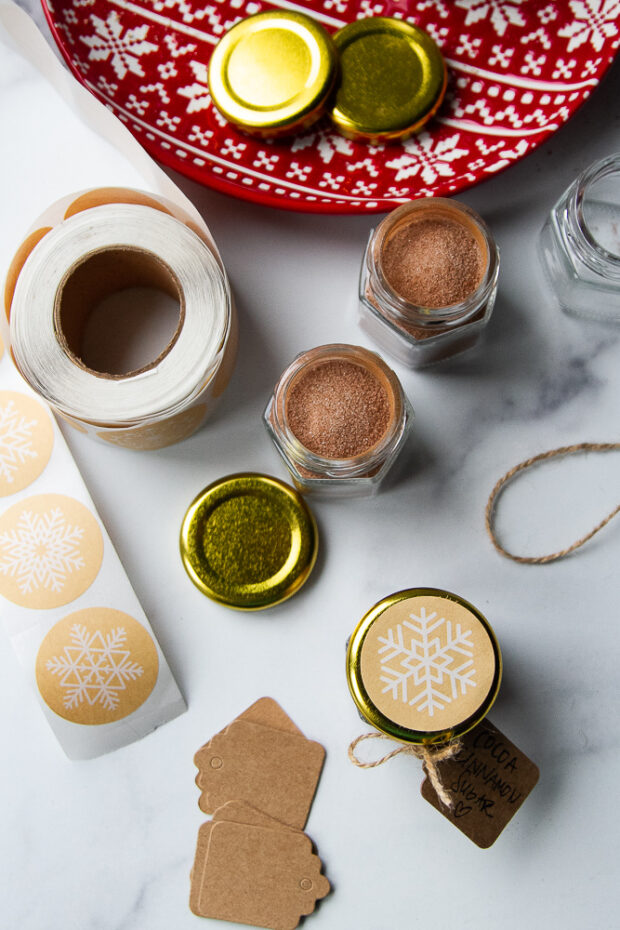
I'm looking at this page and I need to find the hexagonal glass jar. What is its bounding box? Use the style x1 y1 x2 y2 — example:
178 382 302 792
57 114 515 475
358 198 500 369
263 344 413 498
540 154 620 322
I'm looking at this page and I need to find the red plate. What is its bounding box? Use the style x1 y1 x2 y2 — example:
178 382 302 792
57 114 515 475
42 0 620 213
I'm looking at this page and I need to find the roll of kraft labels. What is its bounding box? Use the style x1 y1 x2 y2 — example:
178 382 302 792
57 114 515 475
4 188 237 450
0 333 187 759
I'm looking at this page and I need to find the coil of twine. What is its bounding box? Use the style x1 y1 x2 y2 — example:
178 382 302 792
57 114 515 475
486 442 620 564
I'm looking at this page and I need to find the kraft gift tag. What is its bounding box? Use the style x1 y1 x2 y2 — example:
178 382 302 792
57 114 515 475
195 718 325 829
196 820 330 930
213 800 294 831
421 718 539 848
193 697 304 766
190 802 299 911
236 697 304 736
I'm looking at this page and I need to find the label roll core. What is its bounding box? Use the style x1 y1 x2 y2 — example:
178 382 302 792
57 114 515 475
6 192 236 449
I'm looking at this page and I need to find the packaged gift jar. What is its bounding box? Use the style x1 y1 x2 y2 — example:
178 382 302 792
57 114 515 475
264 344 413 498
540 154 620 323
359 198 499 368
346 588 502 744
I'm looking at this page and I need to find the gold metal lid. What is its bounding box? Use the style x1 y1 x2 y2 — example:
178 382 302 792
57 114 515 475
346 588 502 743
180 473 318 610
208 11 338 137
330 18 447 142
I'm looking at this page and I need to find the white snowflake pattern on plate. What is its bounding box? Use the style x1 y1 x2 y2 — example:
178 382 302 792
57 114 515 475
42 0 620 211
81 11 159 79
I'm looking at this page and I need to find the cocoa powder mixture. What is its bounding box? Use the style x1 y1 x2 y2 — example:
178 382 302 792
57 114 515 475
381 216 485 308
285 359 391 459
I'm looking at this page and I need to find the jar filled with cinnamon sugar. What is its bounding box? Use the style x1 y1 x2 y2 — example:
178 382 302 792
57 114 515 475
359 198 500 368
263 344 413 497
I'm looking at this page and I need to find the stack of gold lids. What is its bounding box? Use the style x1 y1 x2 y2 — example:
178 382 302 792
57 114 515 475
208 12 447 142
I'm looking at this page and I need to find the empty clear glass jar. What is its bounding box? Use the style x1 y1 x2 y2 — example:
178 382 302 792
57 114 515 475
263 343 413 498
359 198 500 368
540 154 620 322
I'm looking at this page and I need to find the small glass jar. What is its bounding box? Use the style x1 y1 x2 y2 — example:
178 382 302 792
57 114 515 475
263 344 413 498
539 154 620 322
359 198 500 368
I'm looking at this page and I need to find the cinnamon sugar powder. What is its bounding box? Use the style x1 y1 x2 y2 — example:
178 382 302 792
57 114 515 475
382 215 485 308
285 359 391 459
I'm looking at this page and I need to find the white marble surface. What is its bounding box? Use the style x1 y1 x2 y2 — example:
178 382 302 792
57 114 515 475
1 3 620 928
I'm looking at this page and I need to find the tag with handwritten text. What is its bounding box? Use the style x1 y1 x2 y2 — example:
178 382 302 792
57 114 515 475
421 719 539 848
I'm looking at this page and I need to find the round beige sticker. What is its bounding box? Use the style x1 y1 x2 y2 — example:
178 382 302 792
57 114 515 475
0 391 54 496
360 594 497 733
36 607 159 724
0 493 103 608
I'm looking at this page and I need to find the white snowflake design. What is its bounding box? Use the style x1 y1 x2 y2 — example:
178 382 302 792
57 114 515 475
378 607 476 717
46 624 144 711
455 0 526 36
0 400 38 485
291 129 354 165
558 0 620 52
0 507 85 595
178 60 211 113
81 12 158 80
385 132 469 186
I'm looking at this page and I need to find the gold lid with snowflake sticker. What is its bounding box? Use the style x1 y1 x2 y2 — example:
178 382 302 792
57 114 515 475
0 493 103 608
180 473 318 610
36 607 159 725
346 589 501 744
0 391 54 496
330 18 447 142
208 11 338 137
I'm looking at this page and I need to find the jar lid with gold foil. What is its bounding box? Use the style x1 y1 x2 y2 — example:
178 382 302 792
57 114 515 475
208 11 337 137
330 18 447 142
180 473 318 610
346 588 502 743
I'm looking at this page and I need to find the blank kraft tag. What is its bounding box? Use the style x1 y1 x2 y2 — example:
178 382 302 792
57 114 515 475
236 697 305 736
190 802 304 916
194 718 325 829
198 821 330 930
421 718 539 848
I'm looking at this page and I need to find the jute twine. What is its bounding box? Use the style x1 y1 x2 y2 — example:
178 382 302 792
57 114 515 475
485 442 620 565
348 732 462 810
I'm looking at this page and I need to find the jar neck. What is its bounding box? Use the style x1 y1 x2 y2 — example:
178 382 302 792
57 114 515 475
562 155 620 281
271 344 407 479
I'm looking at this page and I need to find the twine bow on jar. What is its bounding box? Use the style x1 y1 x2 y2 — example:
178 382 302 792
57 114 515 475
348 731 463 810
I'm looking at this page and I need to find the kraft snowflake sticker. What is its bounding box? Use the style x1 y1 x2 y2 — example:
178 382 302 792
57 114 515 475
0 392 54 497
36 607 159 724
360 594 498 732
0 494 103 608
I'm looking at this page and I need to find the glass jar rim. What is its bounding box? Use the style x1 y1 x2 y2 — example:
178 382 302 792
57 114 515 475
271 343 407 476
572 154 620 272
368 198 499 328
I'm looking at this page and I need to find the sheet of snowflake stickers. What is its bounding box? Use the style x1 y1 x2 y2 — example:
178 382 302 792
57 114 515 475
0 340 186 758
42 0 620 212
